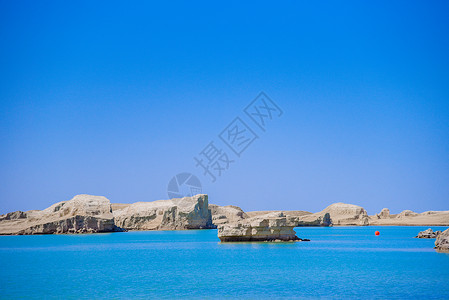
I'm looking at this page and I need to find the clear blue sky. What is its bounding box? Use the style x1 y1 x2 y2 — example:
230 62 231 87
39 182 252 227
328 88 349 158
1 1 448 215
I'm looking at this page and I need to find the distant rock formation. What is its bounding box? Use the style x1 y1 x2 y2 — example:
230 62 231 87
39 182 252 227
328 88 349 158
2 195 449 235
245 204 373 226
415 228 442 239
246 210 312 218
209 204 248 226
112 194 213 230
396 210 418 218
0 195 116 235
218 212 303 242
376 208 390 219
296 213 334 226
296 203 369 226
369 209 449 226
435 228 449 252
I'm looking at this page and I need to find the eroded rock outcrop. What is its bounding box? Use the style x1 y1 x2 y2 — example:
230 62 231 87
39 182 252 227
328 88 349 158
246 210 311 218
113 194 213 230
359 216 370 226
321 213 332 226
297 203 368 226
209 204 248 226
376 208 390 219
218 212 303 242
0 194 116 235
369 209 449 226
415 228 441 238
435 228 449 252
396 210 419 218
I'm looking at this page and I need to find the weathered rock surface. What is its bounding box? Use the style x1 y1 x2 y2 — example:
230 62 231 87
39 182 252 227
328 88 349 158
246 205 449 227
112 194 213 230
369 210 449 226
209 204 248 226
246 210 311 218
396 210 419 218
435 228 449 252
111 203 131 211
376 208 390 219
246 203 371 226
296 203 368 226
0 195 116 235
415 228 441 239
218 212 303 242
359 215 370 226
246 210 331 226
2 194 448 235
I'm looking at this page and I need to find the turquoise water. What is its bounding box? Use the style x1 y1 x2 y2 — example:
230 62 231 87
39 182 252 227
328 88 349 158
1 226 448 299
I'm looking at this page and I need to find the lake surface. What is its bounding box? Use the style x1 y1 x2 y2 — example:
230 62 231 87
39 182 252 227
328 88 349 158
1 226 448 299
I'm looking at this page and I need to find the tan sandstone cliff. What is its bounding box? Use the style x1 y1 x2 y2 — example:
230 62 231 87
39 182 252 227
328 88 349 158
0 194 116 235
297 203 369 226
2 195 448 235
245 204 449 227
245 203 368 226
368 209 449 226
112 194 213 230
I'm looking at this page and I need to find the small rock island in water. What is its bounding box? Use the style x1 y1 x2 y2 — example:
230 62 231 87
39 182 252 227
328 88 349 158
415 228 442 239
217 212 306 242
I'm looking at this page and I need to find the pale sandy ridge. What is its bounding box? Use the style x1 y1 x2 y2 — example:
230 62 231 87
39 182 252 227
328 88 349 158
0 194 116 235
245 203 449 226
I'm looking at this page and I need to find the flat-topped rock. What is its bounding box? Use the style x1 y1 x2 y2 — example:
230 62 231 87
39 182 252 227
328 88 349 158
217 212 304 242
113 194 213 230
0 194 116 235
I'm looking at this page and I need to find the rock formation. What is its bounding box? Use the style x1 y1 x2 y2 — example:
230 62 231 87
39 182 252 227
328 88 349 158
415 228 442 238
369 210 449 226
2 194 449 235
396 210 419 218
359 216 370 226
435 228 449 252
296 203 369 226
209 204 248 226
321 213 332 227
246 210 311 218
217 212 303 242
376 208 390 219
246 205 449 227
0 194 116 235
112 194 213 230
